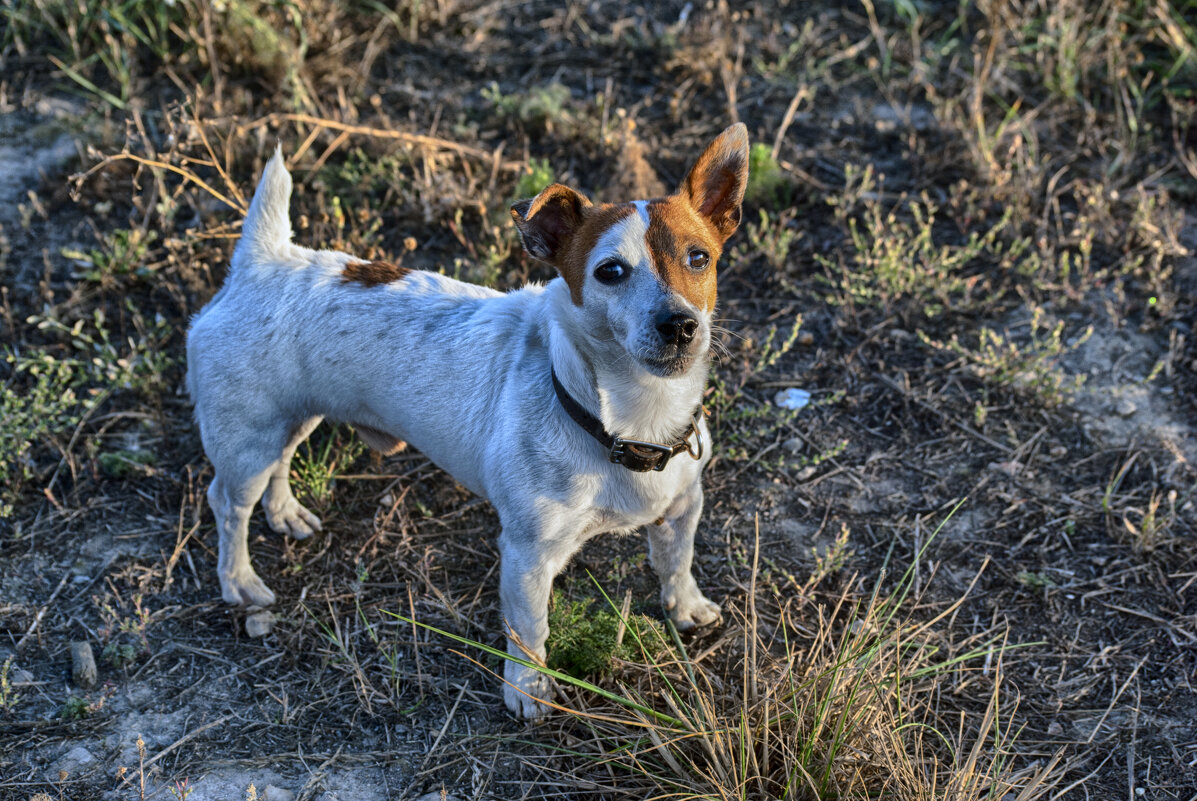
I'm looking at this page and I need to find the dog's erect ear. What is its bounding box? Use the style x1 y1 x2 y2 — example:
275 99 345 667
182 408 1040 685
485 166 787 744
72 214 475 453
680 123 749 241
510 184 592 264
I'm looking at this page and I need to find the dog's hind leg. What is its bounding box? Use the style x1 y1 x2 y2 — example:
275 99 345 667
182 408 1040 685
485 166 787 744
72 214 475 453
649 481 721 631
261 416 324 540
204 420 292 607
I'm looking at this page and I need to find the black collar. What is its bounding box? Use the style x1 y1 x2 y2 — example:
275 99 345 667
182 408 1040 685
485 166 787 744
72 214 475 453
550 367 704 473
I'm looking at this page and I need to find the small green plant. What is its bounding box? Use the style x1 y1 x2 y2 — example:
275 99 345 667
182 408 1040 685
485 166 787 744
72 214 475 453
918 306 1092 406
60 694 92 720
291 426 366 508
169 778 195 801
323 147 411 197
98 448 156 479
0 351 91 517
1120 488 1179 555
482 81 571 131
515 157 555 200
745 142 788 205
97 592 152 669
448 208 518 288
0 657 20 713
818 194 1012 318
753 313 804 375
1 306 176 515
805 524 854 589
1016 571 1056 591
546 591 667 678
63 228 156 283
743 208 801 271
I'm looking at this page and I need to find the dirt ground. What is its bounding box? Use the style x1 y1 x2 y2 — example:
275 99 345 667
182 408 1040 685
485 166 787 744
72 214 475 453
2 2 1196 800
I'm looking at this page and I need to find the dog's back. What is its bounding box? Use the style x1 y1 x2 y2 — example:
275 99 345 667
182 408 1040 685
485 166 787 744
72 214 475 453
187 151 553 498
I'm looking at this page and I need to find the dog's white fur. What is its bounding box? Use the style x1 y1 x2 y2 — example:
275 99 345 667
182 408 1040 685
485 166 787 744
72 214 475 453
187 124 749 717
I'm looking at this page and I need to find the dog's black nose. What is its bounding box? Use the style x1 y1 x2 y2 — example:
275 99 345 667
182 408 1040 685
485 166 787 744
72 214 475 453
656 312 699 346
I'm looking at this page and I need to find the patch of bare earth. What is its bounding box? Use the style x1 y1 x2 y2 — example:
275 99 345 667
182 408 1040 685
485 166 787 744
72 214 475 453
3 2 1196 799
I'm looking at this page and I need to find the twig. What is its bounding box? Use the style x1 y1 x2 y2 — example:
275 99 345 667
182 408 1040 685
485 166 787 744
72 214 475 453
1086 654 1148 744
238 113 525 172
73 154 246 213
415 681 469 775
144 713 234 768
15 572 70 652
771 85 812 161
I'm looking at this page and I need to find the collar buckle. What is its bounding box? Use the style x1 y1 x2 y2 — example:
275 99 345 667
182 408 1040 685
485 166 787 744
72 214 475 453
609 438 675 472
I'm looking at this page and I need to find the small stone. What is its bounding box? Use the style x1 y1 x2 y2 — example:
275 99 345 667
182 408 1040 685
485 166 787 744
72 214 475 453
797 331 814 346
404 236 418 251
1115 398 1137 417
1048 445 1067 459
263 785 296 801
246 611 275 638
782 438 803 454
70 641 97 688
53 745 95 777
796 465 817 481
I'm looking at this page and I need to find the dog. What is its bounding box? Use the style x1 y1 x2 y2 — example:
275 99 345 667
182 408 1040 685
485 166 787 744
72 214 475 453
186 123 749 717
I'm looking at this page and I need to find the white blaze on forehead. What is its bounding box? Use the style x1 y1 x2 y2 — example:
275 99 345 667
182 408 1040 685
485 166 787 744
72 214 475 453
587 204 650 271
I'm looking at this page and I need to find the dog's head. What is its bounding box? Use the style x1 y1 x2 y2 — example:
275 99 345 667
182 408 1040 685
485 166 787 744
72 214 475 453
511 123 749 377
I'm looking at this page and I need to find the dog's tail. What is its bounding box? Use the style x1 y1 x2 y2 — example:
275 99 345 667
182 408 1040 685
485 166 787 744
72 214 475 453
232 146 292 270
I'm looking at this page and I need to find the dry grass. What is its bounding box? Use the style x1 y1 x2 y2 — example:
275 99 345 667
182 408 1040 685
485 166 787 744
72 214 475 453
1 0 1195 798
412 515 1065 800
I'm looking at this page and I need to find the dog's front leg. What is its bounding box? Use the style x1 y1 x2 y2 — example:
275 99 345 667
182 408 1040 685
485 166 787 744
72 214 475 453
649 481 721 631
498 527 572 719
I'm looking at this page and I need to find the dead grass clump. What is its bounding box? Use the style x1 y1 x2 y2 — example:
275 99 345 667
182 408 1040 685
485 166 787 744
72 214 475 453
405 518 1063 800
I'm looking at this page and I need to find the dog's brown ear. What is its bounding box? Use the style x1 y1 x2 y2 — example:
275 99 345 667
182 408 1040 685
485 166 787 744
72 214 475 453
510 184 592 264
680 123 749 241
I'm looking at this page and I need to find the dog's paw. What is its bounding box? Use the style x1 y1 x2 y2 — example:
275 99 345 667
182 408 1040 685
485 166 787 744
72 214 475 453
503 663 553 719
264 495 322 540
663 582 722 632
220 568 277 608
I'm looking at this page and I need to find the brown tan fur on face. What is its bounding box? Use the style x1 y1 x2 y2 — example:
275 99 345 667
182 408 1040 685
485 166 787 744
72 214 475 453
341 260 410 287
512 125 746 308
645 196 723 312
554 204 636 305
512 185 629 306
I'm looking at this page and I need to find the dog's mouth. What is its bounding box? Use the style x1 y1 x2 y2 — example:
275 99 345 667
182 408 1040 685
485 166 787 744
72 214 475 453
642 349 694 377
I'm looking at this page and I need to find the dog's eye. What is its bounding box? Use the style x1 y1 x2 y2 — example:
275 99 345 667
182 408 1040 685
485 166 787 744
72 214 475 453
687 250 710 271
594 259 629 284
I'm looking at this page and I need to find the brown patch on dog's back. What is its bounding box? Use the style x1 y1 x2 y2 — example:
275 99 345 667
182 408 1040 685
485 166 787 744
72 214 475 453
341 260 410 287
646 197 721 312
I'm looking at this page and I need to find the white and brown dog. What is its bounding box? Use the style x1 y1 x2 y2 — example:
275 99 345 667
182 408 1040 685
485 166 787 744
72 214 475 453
186 123 749 717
